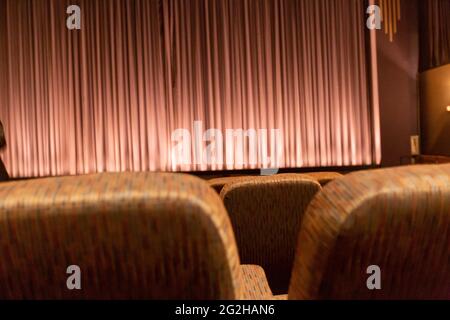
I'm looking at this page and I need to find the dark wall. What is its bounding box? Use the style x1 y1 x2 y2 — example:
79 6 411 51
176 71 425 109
420 64 450 156
377 0 420 167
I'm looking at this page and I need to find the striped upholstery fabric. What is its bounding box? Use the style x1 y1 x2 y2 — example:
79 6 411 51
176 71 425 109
289 164 450 300
274 172 343 187
303 172 343 186
208 176 256 194
208 172 341 194
221 175 321 294
241 265 273 300
0 172 258 299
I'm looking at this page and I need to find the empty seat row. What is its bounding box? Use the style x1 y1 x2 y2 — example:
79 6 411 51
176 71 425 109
0 164 448 299
0 173 271 299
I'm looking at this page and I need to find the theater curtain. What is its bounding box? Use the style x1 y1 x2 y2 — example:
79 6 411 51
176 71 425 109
0 0 380 178
419 0 450 71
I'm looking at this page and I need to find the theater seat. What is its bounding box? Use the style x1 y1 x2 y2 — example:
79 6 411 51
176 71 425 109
0 172 271 299
289 164 450 300
221 175 321 294
303 172 343 186
208 172 341 194
208 176 256 194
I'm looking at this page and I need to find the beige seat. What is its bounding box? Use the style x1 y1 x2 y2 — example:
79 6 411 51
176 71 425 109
221 175 321 294
269 172 343 187
208 176 256 194
303 171 343 186
288 164 450 299
0 172 272 299
208 172 341 194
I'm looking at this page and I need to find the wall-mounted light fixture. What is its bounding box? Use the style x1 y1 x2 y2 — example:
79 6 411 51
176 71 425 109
447 106 450 112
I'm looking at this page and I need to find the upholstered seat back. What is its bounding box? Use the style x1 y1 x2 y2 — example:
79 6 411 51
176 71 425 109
208 176 256 194
302 172 343 186
0 173 242 299
221 175 321 294
289 164 450 300
208 172 341 194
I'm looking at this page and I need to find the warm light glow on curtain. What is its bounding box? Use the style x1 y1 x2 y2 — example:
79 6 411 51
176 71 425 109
0 0 380 178
379 0 401 42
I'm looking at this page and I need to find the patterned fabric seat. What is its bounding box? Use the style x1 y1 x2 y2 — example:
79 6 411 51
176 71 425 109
208 172 341 194
272 172 343 187
289 164 450 300
302 172 343 186
0 172 271 299
208 176 256 194
220 175 322 294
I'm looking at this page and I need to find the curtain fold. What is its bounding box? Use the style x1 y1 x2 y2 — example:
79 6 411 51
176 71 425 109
419 0 450 71
0 0 380 178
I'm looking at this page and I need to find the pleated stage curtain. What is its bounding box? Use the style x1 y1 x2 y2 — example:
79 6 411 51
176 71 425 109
0 0 381 178
419 0 450 71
